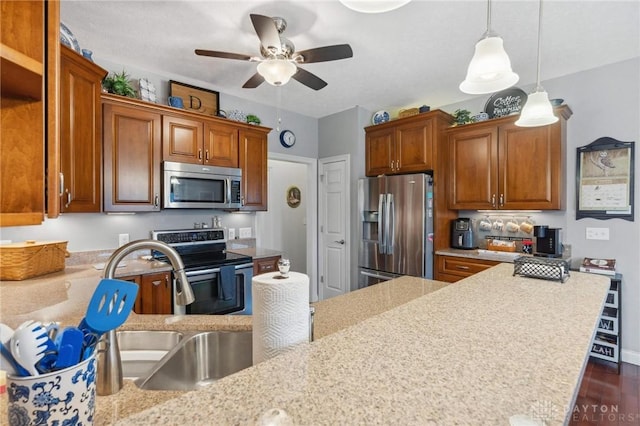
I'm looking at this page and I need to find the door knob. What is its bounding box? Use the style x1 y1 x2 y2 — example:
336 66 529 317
334 239 345 245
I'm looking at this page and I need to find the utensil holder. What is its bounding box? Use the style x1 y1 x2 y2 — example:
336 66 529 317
7 353 96 425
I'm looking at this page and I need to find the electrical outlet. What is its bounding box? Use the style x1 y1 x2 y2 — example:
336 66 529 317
239 227 252 238
118 233 130 247
228 228 236 240
586 227 610 240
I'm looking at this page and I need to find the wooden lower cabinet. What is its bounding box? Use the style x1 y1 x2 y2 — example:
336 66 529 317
435 255 499 283
254 255 281 276
102 95 162 212
122 271 173 315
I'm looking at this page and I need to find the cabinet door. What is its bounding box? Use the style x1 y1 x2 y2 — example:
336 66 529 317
448 126 498 209
162 115 203 164
365 127 394 176
59 46 107 213
136 271 172 314
203 120 239 167
395 119 434 173
239 128 268 211
435 255 499 282
254 255 281 276
499 123 563 210
0 1 45 226
103 101 162 211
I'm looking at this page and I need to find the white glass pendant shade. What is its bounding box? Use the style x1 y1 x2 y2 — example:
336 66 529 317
257 59 297 86
339 0 411 13
459 35 519 94
515 89 558 127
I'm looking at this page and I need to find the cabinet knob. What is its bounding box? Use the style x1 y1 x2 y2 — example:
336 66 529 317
65 190 72 208
455 265 470 270
499 194 504 207
59 173 65 197
205 150 209 161
198 149 203 160
151 280 162 286
491 194 496 208
154 194 160 208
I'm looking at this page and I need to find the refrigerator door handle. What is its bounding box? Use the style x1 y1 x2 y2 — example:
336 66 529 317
387 193 395 255
378 193 386 254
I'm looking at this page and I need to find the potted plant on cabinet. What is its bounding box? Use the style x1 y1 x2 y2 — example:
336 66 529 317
102 70 136 98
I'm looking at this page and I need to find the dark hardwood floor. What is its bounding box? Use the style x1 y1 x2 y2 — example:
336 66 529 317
570 360 640 425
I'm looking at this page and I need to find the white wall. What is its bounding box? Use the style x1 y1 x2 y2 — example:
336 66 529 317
440 58 640 364
256 159 307 273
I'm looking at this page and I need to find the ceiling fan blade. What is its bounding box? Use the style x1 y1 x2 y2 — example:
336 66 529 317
242 72 265 89
250 14 281 54
292 67 327 90
195 49 252 61
295 44 353 63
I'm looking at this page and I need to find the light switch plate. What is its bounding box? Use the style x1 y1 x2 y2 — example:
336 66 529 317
586 227 610 240
228 228 236 240
118 233 129 247
239 227 252 238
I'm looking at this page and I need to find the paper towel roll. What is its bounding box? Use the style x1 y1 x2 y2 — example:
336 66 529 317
252 271 309 364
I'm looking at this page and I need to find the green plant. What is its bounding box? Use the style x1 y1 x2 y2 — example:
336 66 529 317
246 114 261 125
452 109 475 125
102 70 136 98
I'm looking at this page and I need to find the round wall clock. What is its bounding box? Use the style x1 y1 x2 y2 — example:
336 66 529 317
280 129 296 148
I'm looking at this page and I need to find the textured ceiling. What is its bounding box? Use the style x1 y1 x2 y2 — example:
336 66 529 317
61 0 639 118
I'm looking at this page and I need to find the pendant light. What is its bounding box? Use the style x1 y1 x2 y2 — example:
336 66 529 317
339 0 411 14
459 0 519 94
515 0 558 127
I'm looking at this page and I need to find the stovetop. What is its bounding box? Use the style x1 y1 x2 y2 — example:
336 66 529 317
151 228 252 271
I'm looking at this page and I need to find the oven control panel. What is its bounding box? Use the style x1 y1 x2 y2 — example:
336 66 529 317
152 229 225 245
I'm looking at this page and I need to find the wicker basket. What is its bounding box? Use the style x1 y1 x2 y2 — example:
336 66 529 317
0 241 68 281
398 108 419 118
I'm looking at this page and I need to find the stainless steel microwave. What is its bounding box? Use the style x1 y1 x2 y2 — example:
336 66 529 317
162 161 242 209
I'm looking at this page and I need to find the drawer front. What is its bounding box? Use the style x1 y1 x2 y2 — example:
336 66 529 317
254 256 281 275
437 256 499 280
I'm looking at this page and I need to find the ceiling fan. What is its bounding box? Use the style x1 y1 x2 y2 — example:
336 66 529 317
195 14 353 90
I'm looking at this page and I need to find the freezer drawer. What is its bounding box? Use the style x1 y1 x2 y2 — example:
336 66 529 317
358 268 403 288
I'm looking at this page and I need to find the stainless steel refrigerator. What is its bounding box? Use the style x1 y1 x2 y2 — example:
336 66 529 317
357 173 434 287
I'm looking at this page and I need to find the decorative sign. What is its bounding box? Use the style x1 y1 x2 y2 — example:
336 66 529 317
169 80 219 116
484 87 527 118
576 137 635 221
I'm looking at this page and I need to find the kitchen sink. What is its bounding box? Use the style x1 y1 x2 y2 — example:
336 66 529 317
134 331 253 391
117 330 184 379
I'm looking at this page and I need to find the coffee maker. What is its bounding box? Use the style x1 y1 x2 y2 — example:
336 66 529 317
533 226 563 257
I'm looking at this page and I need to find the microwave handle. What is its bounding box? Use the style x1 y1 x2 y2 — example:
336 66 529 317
226 178 232 205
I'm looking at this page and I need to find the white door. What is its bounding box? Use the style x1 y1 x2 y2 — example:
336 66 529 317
319 155 350 300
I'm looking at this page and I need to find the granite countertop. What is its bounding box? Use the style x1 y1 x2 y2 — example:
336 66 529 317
1 264 609 425
227 246 282 259
117 264 607 425
437 247 526 262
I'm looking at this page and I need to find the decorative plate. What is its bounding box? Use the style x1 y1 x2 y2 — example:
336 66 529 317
60 22 81 53
484 87 527 119
372 110 390 125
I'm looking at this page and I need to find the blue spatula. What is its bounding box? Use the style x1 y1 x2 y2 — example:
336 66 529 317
79 278 139 359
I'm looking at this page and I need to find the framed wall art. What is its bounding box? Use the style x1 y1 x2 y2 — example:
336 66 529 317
287 186 301 208
169 80 219 116
576 137 635 221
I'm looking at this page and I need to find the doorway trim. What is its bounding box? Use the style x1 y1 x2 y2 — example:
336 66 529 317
263 152 319 302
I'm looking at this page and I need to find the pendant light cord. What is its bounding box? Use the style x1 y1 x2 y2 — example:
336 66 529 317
486 0 492 33
535 0 543 91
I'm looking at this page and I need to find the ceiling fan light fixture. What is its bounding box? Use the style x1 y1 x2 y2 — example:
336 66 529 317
257 59 297 86
339 0 411 13
459 35 519 94
515 89 558 127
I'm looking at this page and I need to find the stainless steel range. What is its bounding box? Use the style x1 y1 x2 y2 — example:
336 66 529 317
151 228 254 315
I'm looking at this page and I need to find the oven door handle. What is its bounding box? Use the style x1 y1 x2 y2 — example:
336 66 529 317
185 262 254 277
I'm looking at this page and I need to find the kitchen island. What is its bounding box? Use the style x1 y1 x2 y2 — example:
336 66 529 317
116 264 607 425
1 263 609 425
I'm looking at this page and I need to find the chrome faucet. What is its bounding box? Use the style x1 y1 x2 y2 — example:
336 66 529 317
97 239 194 396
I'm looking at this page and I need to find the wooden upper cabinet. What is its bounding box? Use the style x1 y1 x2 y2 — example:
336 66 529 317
365 111 448 176
59 45 107 213
239 127 268 211
162 114 204 164
447 106 572 210
203 120 239 167
102 96 162 212
0 1 52 227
